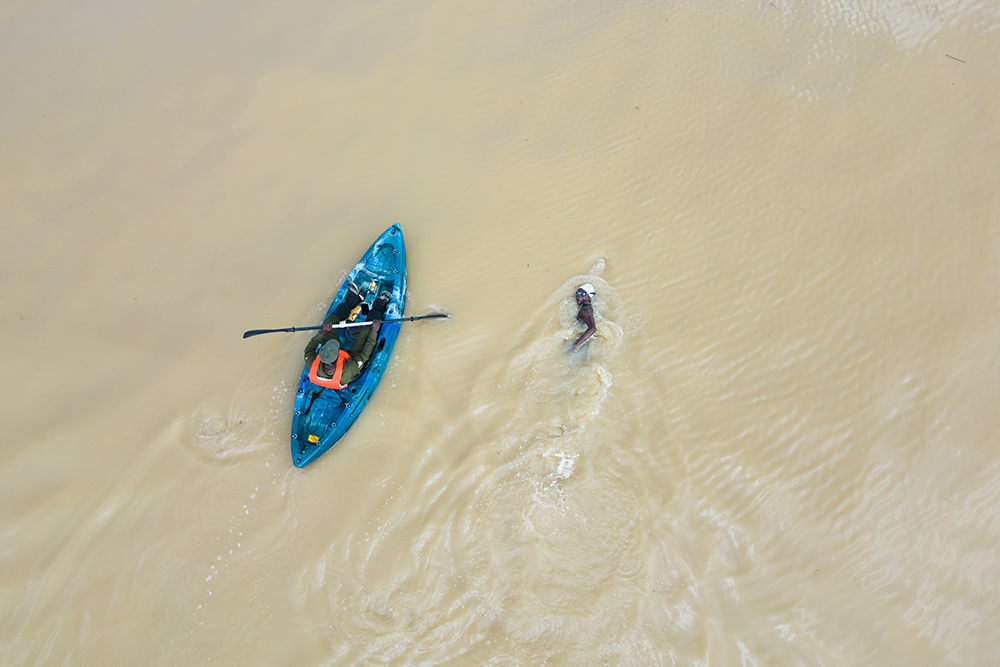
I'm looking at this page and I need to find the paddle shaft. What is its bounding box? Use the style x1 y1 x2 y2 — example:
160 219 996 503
242 313 448 339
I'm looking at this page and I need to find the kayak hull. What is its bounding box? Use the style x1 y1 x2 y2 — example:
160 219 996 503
290 224 407 468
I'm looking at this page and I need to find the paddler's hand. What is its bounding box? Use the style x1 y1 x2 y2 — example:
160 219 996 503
371 319 382 333
321 322 333 334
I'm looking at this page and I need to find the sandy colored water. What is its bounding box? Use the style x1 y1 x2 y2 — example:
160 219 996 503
2 0 1000 664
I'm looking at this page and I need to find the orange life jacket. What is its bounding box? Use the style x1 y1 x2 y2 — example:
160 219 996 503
308 349 352 389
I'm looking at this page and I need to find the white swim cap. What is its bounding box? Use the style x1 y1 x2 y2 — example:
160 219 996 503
577 283 595 296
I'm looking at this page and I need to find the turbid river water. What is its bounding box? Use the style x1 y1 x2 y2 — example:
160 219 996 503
3 0 1000 664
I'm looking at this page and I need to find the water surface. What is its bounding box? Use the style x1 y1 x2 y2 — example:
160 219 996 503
2 0 1000 664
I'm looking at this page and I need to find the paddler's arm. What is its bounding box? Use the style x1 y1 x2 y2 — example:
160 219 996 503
320 315 343 334
354 320 380 364
304 332 322 364
349 320 381 365
338 322 380 385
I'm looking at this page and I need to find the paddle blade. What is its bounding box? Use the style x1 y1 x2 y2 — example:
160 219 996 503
242 325 320 338
243 329 280 338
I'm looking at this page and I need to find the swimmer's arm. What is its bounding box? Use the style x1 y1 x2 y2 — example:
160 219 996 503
571 309 597 351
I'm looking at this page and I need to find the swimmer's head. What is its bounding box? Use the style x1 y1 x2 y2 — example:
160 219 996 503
577 284 595 297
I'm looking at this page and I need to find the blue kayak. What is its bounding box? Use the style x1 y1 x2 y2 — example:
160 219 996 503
291 224 407 468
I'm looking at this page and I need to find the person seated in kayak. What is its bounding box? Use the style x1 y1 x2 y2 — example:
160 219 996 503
318 282 390 335
571 283 596 352
304 317 382 389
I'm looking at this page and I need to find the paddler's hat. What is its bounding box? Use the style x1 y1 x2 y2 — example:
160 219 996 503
577 283 595 297
318 339 341 363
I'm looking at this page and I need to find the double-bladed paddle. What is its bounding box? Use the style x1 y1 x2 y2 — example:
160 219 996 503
242 313 449 339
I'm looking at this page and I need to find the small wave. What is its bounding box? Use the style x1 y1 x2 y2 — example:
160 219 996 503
176 371 295 463
351 440 398 486
176 399 273 462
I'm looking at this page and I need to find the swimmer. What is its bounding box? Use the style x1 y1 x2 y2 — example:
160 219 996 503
571 284 596 352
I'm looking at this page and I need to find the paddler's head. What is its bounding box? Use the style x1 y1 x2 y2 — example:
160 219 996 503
576 283 595 305
318 339 341 365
